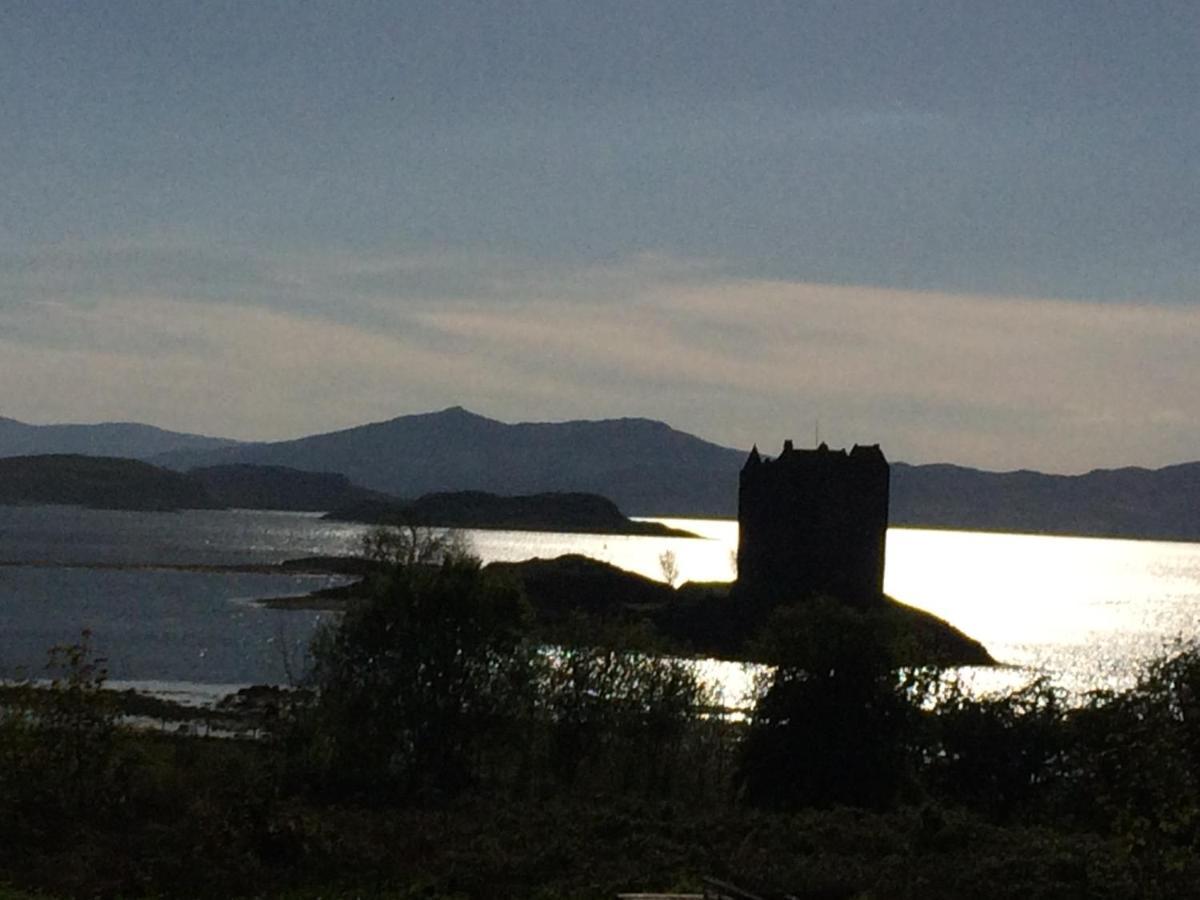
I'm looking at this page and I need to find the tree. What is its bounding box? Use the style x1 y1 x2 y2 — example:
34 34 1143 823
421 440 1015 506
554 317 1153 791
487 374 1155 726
358 522 469 567
737 597 930 810
927 676 1065 820
658 549 680 587
538 618 711 794
0 631 130 848
303 552 534 800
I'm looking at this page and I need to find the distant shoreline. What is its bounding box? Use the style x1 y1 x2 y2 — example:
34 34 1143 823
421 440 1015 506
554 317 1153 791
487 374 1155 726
0 559 343 576
323 491 703 538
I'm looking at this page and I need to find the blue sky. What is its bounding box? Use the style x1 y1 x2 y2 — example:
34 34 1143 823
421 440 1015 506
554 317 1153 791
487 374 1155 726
3 1 1197 470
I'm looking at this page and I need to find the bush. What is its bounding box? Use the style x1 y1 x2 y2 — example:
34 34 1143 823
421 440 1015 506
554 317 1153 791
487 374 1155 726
538 624 714 796
926 676 1067 820
1062 642 1200 864
359 522 469 567
302 552 535 800
737 597 933 810
0 631 134 853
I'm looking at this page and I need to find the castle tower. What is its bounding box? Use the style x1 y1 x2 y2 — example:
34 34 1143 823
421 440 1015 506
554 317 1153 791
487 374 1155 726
737 441 889 607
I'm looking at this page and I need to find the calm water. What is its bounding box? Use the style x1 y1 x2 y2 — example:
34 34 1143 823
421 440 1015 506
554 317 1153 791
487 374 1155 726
0 566 332 684
2 505 1199 697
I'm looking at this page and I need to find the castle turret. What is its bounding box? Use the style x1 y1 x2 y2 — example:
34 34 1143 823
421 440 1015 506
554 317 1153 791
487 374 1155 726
737 441 889 607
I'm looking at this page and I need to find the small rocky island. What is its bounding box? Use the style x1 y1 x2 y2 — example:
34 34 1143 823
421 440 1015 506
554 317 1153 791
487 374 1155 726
324 490 700 537
268 551 991 667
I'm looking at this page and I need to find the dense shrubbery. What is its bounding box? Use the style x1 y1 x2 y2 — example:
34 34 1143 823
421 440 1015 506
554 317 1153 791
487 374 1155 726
738 597 935 810
534 620 720 797
292 543 721 805
0 633 129 846
299 553 535 799
730 598 1200 893
8 544 1200 896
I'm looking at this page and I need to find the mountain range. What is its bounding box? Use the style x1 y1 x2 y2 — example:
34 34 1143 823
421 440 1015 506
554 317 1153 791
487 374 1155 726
0 416 237 459
2 407 1199 542
150 407 744 515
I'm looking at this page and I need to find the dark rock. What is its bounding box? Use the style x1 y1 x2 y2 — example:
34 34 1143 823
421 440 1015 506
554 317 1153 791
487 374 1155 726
486 554 676 624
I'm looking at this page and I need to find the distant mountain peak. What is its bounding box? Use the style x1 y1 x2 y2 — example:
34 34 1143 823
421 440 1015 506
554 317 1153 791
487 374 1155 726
367 406 495 427
432 405 488 420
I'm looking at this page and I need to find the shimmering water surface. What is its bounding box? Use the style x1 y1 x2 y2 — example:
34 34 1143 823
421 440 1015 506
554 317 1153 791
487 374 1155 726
2 505 1199 695
0 566 332 683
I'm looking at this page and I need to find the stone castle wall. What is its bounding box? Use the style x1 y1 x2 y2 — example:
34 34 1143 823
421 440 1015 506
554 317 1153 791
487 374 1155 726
737 441 889 606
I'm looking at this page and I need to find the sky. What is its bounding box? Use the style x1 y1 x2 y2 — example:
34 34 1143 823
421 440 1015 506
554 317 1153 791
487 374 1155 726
2 1 1197 472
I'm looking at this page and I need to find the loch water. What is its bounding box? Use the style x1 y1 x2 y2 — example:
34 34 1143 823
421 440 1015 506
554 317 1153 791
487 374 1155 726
2 505 1199 699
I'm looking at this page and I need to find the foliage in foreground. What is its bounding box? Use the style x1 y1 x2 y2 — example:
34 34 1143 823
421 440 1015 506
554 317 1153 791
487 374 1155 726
301 553 534 799
294 548 722 804
739 597 936 810
9 546 1200 896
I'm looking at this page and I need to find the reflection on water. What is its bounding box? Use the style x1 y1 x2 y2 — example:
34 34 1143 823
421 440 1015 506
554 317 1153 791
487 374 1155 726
0 504 366 567
2 506 1200 697
467 517 738 583
549 520 1200 696
884 529 1200 696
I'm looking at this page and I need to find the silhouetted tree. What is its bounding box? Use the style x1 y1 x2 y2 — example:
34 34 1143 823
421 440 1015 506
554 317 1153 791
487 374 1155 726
658 549 680 587
304 552 534 800
358 521 469 567
1061 642 1200 861
0 631 131 849
926 676 1066 820
538 618 711 795
737 597 930 810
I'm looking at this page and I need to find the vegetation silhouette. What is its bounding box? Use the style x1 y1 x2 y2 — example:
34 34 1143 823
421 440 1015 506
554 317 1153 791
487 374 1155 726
289 526 717 806
301 544 534 801
9 528 1200 895
737 596 934 810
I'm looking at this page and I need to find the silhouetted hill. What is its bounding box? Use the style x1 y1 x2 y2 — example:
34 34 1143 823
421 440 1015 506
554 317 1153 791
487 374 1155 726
326 490 699 536
154 407 744 516
153 407 1200 538
20 408 1200 540
0 455 218 511
487 554 676 625
190 464 391 512
0 416 238 460
890 461 1200 542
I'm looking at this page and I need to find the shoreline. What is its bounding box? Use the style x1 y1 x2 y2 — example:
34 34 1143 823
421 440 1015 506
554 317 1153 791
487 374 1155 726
0 559 320 574
1 554 995 670
257 562 996 669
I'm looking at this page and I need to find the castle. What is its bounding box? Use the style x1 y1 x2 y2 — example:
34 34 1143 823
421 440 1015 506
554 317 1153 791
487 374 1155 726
737 440 889 607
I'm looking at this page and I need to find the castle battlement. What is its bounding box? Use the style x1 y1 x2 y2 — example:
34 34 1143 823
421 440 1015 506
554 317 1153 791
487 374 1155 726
737 440 889 606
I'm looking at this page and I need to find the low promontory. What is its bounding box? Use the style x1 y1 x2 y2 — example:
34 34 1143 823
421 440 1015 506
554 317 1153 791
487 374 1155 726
324 490 700 537
0 455 219 511
264 553 994 668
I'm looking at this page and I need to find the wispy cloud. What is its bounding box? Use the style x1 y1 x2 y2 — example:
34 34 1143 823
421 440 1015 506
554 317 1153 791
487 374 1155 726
3 243 1196 471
